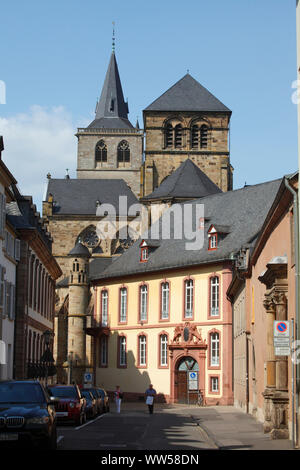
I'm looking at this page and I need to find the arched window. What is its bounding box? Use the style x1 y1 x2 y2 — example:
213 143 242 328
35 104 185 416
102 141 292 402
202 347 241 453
191 125 199 148
95 140 107 163
200 125 208 149
117 140 130 163
174 124 182 148
165 124 173 148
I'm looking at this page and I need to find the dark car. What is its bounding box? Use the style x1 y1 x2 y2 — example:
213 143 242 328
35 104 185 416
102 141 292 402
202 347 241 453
97 388 110 413
81 390 97 419
83 387 102 415
0 380 57 449
48 385 86 426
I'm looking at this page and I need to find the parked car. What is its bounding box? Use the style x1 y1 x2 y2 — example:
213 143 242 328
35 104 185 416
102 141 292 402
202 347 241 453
97 388 110 413
0 380 57 449
47 384 86 426
83 387 102 415
80 390 97 419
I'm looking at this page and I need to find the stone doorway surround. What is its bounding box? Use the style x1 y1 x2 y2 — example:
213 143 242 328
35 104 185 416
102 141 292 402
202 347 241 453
169 322 207 403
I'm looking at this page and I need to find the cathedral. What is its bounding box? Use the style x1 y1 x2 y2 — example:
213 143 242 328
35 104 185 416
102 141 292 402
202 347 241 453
42 45 232 384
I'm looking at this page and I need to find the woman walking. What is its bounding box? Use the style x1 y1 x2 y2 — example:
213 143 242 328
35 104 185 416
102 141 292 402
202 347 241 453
114 385 123 413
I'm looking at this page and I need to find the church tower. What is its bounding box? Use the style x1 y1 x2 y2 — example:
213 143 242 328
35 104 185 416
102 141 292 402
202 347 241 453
76 48 143 196
142 74 233 196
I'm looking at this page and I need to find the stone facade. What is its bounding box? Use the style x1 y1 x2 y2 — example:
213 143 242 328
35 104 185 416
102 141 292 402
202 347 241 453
76 127 143 197
142 112 232 196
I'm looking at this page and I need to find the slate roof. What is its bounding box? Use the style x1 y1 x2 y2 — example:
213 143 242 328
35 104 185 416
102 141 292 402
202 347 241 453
87 52 133 130
68 242 91 258
88 117 134 130
90 178 282 281
144 74 231 113
6 188 52 251
142 159 222 201
46 178 139 216
88 257 113 280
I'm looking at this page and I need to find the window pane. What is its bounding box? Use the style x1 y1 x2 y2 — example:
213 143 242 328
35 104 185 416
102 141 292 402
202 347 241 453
139 336 146 366
102 291 108 326
119 337 126 366
210 277 219 316
160 335 168 366
140 285 147 321
161 282 169 319
211 333 219 366
185 280 193 317
120 288 127 322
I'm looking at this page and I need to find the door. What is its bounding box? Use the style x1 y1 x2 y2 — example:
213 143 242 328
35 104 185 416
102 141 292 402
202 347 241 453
175 356 199 404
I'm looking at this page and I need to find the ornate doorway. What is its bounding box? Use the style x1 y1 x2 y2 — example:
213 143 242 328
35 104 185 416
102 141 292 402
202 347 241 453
175 356 199 404
169 322 207 404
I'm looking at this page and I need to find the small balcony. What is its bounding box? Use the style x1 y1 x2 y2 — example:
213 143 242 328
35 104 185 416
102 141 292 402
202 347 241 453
85 315 111 338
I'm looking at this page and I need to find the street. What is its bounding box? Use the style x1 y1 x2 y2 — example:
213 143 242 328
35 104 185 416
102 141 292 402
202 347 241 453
56 403 294 451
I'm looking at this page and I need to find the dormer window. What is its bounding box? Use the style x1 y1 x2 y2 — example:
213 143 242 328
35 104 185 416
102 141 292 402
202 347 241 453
140 240 149 262
209 234 218 250
208 224 230 251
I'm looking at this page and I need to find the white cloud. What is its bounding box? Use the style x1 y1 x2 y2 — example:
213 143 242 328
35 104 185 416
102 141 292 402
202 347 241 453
0 105 86 212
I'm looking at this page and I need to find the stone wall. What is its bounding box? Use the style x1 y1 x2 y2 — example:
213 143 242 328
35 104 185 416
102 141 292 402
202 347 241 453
143 111 232 195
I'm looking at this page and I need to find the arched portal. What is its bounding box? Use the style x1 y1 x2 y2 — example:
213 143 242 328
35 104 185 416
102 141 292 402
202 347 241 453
175 356 199 404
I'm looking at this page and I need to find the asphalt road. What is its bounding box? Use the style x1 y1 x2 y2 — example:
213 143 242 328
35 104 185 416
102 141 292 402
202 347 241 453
57 403 215 451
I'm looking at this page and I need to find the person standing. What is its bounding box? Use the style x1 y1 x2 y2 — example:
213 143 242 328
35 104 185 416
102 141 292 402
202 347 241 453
145 384 157 414
114 385 123 413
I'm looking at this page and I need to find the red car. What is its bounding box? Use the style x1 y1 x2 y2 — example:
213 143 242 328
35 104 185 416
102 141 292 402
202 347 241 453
48 385 86 426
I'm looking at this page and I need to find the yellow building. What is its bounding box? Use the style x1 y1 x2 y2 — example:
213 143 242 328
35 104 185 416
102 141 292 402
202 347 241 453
89 179 282 404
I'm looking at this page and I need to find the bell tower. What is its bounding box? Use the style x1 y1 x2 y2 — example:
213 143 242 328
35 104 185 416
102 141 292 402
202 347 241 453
76 44 143 196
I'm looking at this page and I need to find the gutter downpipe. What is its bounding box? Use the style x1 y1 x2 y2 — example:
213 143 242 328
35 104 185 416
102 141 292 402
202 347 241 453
284 176 299 449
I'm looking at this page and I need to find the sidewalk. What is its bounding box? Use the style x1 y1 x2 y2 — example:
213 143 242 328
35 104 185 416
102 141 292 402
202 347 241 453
112 401 295 450
188 405 294 450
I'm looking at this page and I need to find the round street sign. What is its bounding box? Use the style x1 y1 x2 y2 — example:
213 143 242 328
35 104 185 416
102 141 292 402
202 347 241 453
276 322 288 333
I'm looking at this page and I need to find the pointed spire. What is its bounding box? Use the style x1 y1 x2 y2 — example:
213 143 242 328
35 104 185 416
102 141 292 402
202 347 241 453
94 51 129 121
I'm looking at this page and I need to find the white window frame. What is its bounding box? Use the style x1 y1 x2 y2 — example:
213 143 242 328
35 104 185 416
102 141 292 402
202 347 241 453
210 234 217 249
210 333 220 366
140 285 148 322
161 282 169 319
185 279 193 318
120 288 127 323
119 336 126 366
160 334 168 366
101 290 108 326
211 376 219 392
210 276 219 316
139 335 146 367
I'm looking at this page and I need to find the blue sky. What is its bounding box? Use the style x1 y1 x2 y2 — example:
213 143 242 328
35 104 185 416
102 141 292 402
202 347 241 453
0 0 298 209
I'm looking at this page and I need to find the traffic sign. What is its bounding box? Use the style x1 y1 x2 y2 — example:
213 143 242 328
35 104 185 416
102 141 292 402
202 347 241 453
84 372 93 383
188 371 198 390
274 321 290 349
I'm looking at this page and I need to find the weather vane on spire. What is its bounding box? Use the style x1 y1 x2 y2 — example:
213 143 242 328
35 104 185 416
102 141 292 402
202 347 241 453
112 21 115 52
